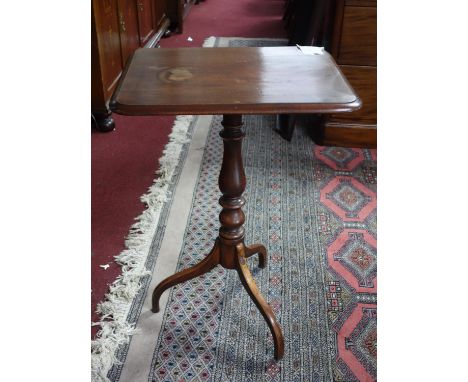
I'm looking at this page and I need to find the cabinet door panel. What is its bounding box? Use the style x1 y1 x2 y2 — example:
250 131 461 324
92 0 123 97
136 0 156 45
338 6 376 66
117 0 140 66
153 0 166 29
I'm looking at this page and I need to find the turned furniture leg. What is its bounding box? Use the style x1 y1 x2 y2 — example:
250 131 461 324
236 243 284 360
151 240 220 313
150 114 284 360
217 114 283 360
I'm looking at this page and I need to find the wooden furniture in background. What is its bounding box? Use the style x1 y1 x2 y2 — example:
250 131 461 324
319 0 377 148
91 0 171 132
167 0 200 34
110 46 361 360
281 0 376 148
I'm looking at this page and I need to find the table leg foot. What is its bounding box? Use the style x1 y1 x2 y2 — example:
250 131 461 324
244 243 267 268
235 243 285 360
151 239 221 313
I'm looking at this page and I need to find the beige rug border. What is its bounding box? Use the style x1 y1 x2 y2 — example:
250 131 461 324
118 115 214 381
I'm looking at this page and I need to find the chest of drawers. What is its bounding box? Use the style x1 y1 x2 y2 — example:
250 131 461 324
318 0 377 148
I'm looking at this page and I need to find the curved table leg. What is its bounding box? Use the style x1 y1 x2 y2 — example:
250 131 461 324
151 239 220 313
235 243 284 360
244 243 267 268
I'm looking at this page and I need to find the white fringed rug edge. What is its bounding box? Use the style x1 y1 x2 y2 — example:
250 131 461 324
90 36 221 381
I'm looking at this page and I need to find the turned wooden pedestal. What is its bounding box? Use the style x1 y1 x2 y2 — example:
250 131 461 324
110 46 360 361
151 114 284 359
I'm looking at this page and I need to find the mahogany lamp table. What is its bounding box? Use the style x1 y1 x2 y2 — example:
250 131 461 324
110 46 360 361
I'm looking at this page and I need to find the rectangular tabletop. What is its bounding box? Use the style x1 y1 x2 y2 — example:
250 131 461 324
110 47 361 115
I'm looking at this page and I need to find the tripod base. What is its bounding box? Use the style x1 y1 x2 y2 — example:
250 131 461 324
151 238 284 360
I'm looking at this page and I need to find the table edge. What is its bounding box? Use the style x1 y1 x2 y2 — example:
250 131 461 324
109 99 362 116
109 48 362 116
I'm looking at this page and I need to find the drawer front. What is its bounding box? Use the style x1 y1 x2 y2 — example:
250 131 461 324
320 123 377 148
338 6 376 66
331 65 376 123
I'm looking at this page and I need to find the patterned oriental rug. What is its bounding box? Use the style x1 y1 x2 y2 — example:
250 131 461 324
92 37 377 382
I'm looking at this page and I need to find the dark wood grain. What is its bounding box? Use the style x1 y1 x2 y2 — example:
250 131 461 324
330 0 346 58
330 0 376 147
92 0 123 132
92 0 123 101
117 0 140 65
136 0 155 45
338 6 377 66
152 0 167 33
92 0 171 132
218 115 246 257
110 47 361 115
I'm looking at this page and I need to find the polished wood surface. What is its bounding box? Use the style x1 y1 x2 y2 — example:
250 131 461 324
337 6 377 66
92 0 122 131
91 0 171 132
331 65 376 122
110 47 361 115
117 0 141 65
137 0 156 45
324 0 377 147
92 0 123 101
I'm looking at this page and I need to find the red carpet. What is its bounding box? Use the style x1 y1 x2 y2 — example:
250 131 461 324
91 0 287 334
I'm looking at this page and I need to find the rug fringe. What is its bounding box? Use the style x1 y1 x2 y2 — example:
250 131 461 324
91 115 193 382
91 37 216 382
202 36 217 47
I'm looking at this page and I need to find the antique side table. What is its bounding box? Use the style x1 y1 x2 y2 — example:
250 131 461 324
110 46 360 361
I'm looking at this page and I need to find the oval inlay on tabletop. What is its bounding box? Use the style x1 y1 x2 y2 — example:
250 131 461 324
159 67 193 83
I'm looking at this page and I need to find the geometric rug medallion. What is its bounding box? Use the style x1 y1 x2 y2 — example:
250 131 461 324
95 37 377 382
